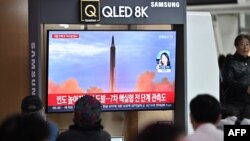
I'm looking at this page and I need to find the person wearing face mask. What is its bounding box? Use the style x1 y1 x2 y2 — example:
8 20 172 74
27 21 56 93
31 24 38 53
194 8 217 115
222 34 250 118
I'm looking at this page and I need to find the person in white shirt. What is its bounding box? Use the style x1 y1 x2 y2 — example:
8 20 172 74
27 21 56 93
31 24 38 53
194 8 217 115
217 107 250 130
185 94 223 141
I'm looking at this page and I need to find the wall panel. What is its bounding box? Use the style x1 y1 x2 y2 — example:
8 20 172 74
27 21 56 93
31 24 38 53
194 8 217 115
0 0 29 120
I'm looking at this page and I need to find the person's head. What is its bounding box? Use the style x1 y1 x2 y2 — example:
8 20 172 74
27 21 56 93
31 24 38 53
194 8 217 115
21 95 45 119
21 95 43 113
73 95 102 130
0 113 50 141
234 34 250 57
190 94 221 130
160 52 170 66
136 123 184 141
0 114 23 141
16 114 50 141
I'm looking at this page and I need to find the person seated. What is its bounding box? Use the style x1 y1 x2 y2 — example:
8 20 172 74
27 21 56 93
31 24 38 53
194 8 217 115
56 95 111 141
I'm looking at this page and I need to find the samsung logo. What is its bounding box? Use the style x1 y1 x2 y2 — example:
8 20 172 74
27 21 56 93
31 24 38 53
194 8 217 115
151 2 180 8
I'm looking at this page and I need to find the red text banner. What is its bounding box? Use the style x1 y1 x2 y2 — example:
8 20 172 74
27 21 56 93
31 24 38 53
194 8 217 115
48 92 174 106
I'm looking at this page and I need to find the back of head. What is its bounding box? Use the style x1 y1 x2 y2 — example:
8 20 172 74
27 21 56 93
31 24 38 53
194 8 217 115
0 113 50 141
190 94 221 124
0 114 23 141
21 95 43 113
136 123 184 141
16 113 50 141
73 95 102 130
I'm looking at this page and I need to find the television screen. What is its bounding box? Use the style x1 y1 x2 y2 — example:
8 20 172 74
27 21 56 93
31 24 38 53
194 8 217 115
47 30 176 112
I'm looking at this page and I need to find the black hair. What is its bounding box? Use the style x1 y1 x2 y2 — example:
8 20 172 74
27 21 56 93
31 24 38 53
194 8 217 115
136 123 183 141
16 113 50 141
0 114 23 141
190 94 221 124
234 34 250 47
160 52 171 66
0 113 50 141
21 95 43 113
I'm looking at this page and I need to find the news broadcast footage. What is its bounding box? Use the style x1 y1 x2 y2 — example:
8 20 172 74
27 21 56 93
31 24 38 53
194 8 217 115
47 30 176 112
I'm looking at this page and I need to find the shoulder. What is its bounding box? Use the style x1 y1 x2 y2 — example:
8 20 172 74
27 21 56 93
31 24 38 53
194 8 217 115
56 130 81 141
57 129 111 141
47 120 58 128
224 55 237 65
187 124 223 141
185 130 223 141
96 130 111 141
184 132 202 141
221 117 237 124
47 120 59 132
56 130 72 138
242 118 250 125
223 55 240 72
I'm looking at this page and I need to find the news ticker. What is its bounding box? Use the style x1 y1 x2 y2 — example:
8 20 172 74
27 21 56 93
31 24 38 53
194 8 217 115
224 125 250 141
47 103 174 112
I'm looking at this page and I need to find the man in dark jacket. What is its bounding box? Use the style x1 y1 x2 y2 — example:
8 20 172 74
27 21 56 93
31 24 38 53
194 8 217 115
21 95 59 141
223 34 250 118
56 95 110 141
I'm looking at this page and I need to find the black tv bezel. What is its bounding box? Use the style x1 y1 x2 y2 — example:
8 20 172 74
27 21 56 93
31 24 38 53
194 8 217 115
45 29 178 113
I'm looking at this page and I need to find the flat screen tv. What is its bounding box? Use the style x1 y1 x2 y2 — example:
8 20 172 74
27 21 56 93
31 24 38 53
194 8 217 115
46 30 176 112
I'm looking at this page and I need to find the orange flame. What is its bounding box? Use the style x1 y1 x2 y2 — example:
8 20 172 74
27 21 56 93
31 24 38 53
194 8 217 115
48 78 84 94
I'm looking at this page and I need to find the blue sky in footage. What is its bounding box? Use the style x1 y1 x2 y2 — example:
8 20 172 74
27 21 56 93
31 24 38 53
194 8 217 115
48 31 176 92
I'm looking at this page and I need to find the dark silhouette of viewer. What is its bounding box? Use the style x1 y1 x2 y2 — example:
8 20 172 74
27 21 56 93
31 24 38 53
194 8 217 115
21 95 59 141
56 95 110 141
0 113 50 141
